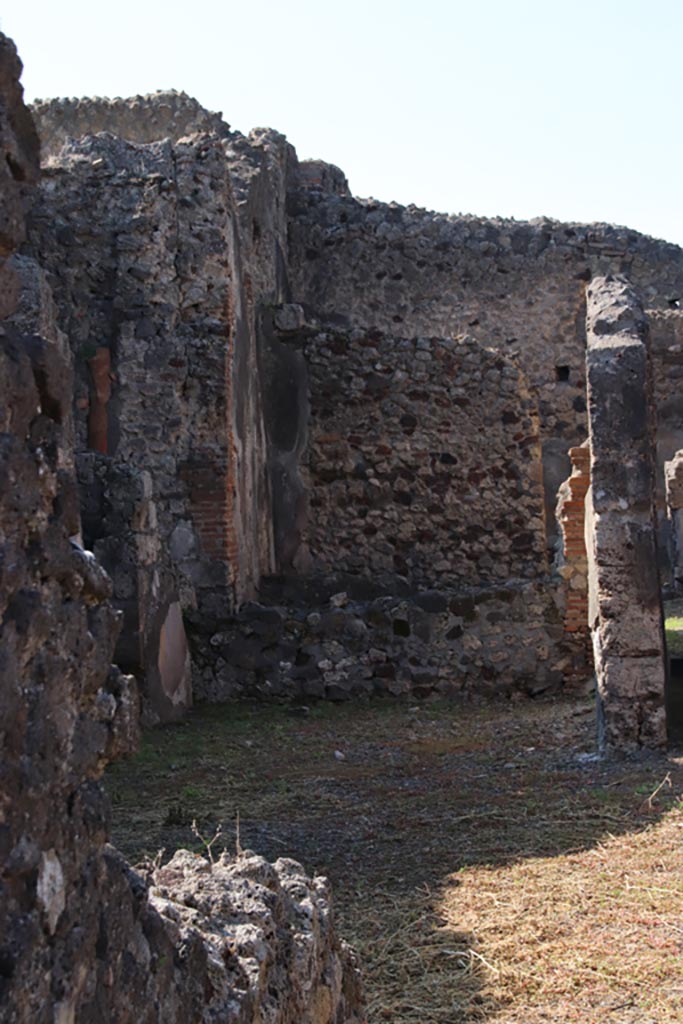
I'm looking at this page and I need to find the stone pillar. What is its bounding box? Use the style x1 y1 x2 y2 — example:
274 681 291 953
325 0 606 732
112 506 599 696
665 450 683 589
585 275 666 753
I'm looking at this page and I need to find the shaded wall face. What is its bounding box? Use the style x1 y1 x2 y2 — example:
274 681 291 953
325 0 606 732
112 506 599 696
300 330 547 588
1 272 362 1024
0 40 147 1013
0 34 39 318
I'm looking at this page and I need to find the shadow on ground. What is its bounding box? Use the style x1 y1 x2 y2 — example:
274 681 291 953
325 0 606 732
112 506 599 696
105 696 683 1023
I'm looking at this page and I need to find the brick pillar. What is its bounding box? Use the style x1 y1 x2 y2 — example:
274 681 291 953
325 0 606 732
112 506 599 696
181 461 233 571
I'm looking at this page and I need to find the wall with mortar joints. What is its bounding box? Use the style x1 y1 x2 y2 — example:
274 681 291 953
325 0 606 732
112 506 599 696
288 184 683 554
172 131 280 606
26 129 283 623
194 576 580 702
299 328 547 589
33 94 300 604
23 131 268 717
31 90 232 159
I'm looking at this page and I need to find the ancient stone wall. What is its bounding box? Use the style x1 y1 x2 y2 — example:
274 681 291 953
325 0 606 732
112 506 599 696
664 450 683 589
649 310 683 575
194 575 575 702
288 187 683 551
2 269 363 1018
24 94 309 716
77 452 192 724
556 444 591 634
22 75 683 721
26 96 303 607
298 328 547 587
584 275 667 753
1 36 364 1023
25 126 286 712
288 187 683 373
192 311 595 703
0 34 39 319
31 91 232 159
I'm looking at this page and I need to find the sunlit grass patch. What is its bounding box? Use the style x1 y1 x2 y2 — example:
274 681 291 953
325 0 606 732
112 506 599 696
443 811 683 1023
664 598 683 657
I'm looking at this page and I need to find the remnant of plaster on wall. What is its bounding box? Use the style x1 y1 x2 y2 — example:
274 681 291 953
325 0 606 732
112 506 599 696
557 443 591 633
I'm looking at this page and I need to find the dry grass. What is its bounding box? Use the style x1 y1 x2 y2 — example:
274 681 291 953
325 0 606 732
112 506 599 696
106 696 683 1023
445 810 683 1022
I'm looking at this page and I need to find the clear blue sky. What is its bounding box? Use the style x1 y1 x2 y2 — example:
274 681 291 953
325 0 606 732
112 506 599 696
4 1 683 247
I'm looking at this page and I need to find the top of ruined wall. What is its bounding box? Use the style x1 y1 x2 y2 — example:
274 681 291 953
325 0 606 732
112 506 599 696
289 190 683 327
31 91 302 307
31 90 232 157
0 34 40 318
287 189 683 475
650 308 683 416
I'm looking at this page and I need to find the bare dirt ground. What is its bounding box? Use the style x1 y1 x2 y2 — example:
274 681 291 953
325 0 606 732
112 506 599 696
106 696 683 1023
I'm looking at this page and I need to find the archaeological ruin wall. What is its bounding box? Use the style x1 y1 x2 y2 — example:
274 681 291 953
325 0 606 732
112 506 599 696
584 276 667 753
1 35 364 1023
191 317 587 703
32 91 232 157
665 450 683 589
299 329 546 586
20 85 683 714
556 443 591 636
24 117 300 718
288 186 683 552
648 309 683 577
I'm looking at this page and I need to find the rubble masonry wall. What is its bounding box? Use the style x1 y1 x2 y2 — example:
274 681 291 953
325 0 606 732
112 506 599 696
584 275 667 753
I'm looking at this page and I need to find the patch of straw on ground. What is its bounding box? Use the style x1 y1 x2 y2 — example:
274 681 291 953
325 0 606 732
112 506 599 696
106 697 683 1023
445 809 683 1023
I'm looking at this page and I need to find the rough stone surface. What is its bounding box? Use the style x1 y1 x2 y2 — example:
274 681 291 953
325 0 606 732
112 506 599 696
664 449 683 588
26 127 285 712
649 309 683 572
299 327 547 586
32 91 232 158
1 41 364 1024
556 444 591 630
584 276 667 753
0 34 39 319
288 187 683 552
192 575 577 703
19 82 683 718
150 850 363 1024
77 452 191 724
